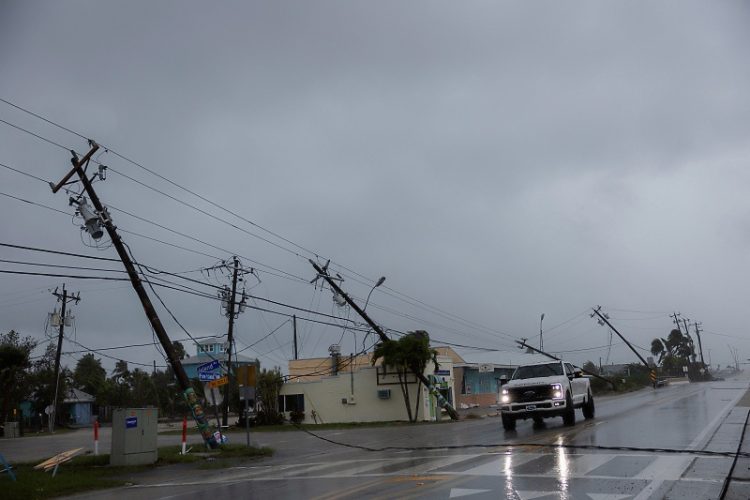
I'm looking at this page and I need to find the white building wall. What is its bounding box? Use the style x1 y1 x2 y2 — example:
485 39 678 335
280 357 453 424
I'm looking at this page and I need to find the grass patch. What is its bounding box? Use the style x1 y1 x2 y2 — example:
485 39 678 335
2 444 272 499
2 455 129 500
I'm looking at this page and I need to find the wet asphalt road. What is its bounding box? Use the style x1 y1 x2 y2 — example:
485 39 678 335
9 374 750 499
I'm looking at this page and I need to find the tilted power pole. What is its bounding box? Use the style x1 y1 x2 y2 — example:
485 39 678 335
592 307 654 378
694 322 706 367
309 260 459 420
592 307 650 367
52 142 218 448
516 339 617 390
49 284 80 432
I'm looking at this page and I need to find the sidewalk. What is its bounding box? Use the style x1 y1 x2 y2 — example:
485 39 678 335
721 387 750 499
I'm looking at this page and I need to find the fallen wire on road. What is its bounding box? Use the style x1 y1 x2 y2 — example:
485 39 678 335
292 423 750 459
718 408 750 499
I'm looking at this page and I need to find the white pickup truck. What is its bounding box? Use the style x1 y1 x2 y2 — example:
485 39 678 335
498 360 594 430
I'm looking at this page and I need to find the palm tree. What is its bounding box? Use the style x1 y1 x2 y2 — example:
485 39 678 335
371 330 438 422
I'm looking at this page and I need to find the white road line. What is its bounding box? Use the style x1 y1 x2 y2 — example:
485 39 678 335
633 455 694 480
442 454 540 476
633 381 749 500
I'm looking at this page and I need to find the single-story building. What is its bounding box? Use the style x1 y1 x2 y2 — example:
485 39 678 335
453 351 552 408
63 388 95 426
281 352 455 424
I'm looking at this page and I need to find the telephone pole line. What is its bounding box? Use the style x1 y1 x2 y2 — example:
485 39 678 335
49 283 80 432
671 312 682 333
592 307 651 370
309 260 459 420
52 142 218 448
222 256 240 427
293 315 298 360
694 322 706 367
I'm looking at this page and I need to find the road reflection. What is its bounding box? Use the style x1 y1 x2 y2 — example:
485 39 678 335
503 452 515 499
555 437 570 499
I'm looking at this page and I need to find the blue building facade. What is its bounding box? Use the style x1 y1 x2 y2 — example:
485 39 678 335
182 337 259 380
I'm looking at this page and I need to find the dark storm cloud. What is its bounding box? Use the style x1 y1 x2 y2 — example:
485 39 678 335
1 1 749 371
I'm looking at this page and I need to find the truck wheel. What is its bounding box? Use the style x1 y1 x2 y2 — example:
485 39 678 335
502 413 516 431
562 394 575 426
583 392 595 420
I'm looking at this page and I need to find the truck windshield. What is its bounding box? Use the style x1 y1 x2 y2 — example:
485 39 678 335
512 363 563 380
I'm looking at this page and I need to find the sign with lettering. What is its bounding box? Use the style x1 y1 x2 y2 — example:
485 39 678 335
197 360 221 373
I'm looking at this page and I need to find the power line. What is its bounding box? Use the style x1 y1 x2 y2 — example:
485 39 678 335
0 108 523 346
0 191 72 216
2 152 522 351
0 161 50 183
0 242 120 262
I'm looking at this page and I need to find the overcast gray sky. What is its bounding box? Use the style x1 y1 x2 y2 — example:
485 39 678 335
1 1 749 374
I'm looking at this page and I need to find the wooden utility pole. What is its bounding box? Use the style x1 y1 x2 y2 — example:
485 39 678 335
592 307 651 369
52 143 218 448
293 315 298 360
694 322 706 367
49 284 80 432
222 256 240 427
309 260 460 420
516 339 616 390
671 312 682 333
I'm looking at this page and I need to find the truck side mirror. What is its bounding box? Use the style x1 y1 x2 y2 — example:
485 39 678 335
499 375 508 386
574 369 583 378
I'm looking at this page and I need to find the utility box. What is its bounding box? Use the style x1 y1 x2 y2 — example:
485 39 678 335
3 422 19 438
110 408 158 466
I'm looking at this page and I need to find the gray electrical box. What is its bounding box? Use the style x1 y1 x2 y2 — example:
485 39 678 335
110 408 158 466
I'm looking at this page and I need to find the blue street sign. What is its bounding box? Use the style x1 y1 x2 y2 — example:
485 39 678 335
125 416 138 428
197 360 221 373
199 372 222 382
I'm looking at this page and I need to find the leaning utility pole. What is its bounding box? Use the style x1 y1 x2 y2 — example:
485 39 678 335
52 142 218 448
49 284 80 432
592 307 651 370
694 322 706 367
309 260 459 420
671 312 682 333
516 339 617 390
222 256 240 427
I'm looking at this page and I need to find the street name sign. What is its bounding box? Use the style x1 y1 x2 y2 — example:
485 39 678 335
197 359 221 373
198 372 222 382
207 376 229 389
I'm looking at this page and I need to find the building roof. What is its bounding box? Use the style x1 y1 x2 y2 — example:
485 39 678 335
63 388 95 404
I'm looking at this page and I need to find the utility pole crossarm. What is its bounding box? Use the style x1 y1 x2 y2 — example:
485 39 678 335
53 143 218 449
309 260 459 421
592 307 651 369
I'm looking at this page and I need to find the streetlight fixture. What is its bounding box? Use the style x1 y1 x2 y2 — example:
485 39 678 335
361 276 386 354
363 276 386 312
540 313 545 351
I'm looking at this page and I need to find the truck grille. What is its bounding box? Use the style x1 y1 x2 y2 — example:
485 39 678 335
508 385 553 402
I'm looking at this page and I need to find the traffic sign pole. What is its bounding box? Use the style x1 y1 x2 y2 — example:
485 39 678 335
210 389 223 445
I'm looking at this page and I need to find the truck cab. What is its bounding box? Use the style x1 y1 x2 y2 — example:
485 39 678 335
498 360 594 430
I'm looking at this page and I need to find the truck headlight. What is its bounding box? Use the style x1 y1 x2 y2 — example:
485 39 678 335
551 384 563 399
501 388 510 404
